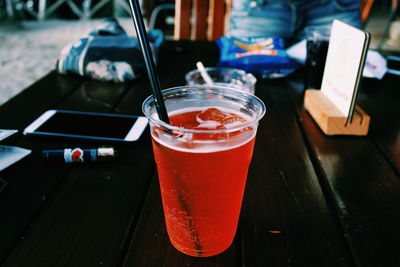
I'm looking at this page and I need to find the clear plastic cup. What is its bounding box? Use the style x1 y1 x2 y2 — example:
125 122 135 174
304 26 331 90
142 85 265 257
185 67 257 94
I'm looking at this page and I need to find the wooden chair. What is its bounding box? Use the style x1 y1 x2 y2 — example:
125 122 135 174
174 0 393 41
377 0 399 50
360 0 376 25
174 0 231 41
359 0 399 50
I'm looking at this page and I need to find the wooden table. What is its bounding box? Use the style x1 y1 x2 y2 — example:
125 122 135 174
0 41 399 266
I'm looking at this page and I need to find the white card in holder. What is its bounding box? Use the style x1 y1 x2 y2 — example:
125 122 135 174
320 20 370 123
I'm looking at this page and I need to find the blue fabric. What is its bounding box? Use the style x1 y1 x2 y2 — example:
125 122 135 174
56 18 164 83
216 36 301 78
229 0 362 43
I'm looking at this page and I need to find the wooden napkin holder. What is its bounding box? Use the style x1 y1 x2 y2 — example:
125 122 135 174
304 89 370 136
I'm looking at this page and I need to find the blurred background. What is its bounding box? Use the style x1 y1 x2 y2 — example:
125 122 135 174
0 0 399 105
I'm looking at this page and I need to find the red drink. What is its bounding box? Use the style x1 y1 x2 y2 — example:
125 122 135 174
151 107 256 257
143 86 265 257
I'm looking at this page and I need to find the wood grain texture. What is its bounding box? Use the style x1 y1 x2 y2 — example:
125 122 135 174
357 76 400 174
304 90 370 135
192 0 209 40
288 73 400 266
123 173 240 267
0 72 84 129
299 110 400 266
174 0 191 40
2 77 153 267
208 0 226 40
174 0 227 41
1 42 399 266
239 79 354 266
0 72 84 262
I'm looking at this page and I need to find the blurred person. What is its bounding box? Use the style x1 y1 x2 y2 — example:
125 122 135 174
229 0 362 44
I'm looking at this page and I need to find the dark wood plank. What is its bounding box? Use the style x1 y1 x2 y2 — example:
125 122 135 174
3 145 154 267
123 174 240 267
0 143 71 263
357 76 400 174
287 73 400 266
0 71 84 129
239 78 354 266
2 77 152 266
0 72 84 262
57 79 127 112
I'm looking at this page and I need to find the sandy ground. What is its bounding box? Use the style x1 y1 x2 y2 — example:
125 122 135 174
0 18 134 105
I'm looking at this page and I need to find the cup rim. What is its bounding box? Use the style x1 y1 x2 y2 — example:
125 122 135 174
305 25 331 40
185 67 256 85
142 85 266 134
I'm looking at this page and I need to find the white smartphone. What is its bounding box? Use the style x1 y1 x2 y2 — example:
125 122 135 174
23 110 148 142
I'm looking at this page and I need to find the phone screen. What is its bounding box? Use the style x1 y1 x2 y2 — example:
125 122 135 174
35 112 141 140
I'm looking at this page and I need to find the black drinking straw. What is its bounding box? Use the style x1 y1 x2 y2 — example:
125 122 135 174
127 0 170 124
